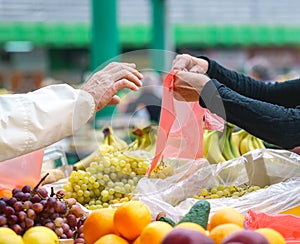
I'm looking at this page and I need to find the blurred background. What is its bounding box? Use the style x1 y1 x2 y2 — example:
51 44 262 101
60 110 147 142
1 0 300 91
1 0 300 161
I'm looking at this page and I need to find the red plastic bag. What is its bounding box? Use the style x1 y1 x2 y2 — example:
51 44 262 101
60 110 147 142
146 72 224 175
0 149 44 191
246 209 300 242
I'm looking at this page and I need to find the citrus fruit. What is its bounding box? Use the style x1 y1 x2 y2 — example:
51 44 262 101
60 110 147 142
0 227 18 236
22 226 59 244
255 228 286 244
0 189 12 198
83 208 117 244
114 200 152 241
94 234 129 244
0 234 24 244
209 207 245 231
209 223 243 244
139 221 173 244
174 222 207 235
133 236 141 244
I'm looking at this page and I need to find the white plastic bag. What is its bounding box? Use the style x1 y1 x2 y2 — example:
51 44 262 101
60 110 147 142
136 149 300 222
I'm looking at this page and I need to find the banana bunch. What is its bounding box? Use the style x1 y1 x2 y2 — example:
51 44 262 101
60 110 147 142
203 123 265 164
73 127 129 170
73 125 158 171
236 129 266 155
127 124 157 154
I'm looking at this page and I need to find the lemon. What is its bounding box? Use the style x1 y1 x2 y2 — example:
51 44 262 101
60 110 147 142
23 226 59 244
0 227 18 236
0 234 24 244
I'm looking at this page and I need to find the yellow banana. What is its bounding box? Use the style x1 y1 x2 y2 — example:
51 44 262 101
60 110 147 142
239 133 255 154
248 135 257 152
102 127 128 151
232 129 248 155
204 130 227 164
138 125 157 153
253 136 266 149
219 123 241 160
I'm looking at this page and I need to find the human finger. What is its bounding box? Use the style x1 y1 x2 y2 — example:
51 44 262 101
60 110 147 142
101 62 136 72
190 64 206 74
172 54 191 71
102 62 144 81
110 63 144 81
107 95 121 105
112 69 143 87
114 78 140 91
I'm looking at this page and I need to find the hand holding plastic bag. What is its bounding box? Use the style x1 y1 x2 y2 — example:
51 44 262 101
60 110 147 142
146 72 224 175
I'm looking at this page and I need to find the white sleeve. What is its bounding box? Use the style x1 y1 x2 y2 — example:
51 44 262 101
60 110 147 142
0 84 95 162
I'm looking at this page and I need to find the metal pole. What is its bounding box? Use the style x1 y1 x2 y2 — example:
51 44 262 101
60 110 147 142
151 0 166 72
90 0 120 121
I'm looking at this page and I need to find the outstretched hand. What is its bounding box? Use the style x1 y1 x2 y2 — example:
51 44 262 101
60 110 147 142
80 62 143 111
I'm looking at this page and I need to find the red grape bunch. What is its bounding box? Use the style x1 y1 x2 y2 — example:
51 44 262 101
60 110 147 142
0 176 87 243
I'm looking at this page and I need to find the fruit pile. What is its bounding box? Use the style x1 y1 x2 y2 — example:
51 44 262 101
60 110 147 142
63 126 173 210
193 184 265 199
0 226 59 244
0 176 86 243
81 200 287 244
203 123 265 164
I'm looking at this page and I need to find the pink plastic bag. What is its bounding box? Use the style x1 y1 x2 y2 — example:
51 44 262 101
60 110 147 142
0 149 44 190
146 72 224 175
246 210 300 242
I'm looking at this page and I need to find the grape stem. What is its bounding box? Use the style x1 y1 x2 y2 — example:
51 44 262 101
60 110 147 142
34 172 50 190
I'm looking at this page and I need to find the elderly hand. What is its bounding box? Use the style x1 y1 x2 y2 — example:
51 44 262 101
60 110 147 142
173 71 210 102
172 54 209 74
80 62 143 111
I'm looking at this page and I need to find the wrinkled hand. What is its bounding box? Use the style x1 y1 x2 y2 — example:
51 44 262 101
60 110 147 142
173 71 210 102
80 62 143 111
172 54 209 73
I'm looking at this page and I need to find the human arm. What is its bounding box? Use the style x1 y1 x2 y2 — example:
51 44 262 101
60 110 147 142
200 79 300 149
172 54 300 108
172 63 300 149
0 84 94 161
0 62 143 161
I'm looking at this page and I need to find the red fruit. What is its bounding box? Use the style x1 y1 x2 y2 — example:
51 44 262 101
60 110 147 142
162 228 213 244
221 230 270 244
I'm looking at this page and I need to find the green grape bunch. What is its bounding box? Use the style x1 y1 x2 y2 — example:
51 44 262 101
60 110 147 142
63 150 150 210
193 184 267 200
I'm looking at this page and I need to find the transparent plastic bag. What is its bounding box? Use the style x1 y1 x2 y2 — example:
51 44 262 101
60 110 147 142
0 149 44 191
136 149 300 222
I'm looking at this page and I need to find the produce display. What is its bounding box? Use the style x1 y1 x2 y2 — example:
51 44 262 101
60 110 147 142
78 200 286 244
0 175 86 243
203 123 265 164
1 121 299 244
63 126 173 210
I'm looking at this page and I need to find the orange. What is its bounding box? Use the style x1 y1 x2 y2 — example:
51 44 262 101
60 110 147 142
83 208 117 244
209 208 245 231
174 222 207 235
209 223 243 244
139 221 173 244
114 201 152 241
132 236 141 244
94 234 129 244
0 189 12 198
255 228 286 244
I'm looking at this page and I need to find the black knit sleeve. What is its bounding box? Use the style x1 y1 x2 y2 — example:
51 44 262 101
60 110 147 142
200 79 300 149
200 56 300 108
